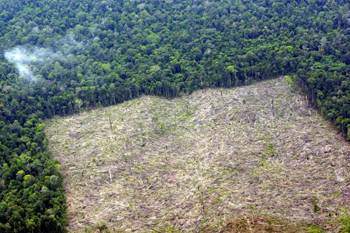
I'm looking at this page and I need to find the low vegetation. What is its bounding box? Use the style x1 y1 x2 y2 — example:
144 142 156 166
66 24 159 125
46 79 350 232
1 1 350 232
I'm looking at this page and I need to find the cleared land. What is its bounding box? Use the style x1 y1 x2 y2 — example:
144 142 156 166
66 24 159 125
45 78 350 232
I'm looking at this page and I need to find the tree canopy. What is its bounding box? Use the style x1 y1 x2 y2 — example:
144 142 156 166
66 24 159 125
0 0 349 232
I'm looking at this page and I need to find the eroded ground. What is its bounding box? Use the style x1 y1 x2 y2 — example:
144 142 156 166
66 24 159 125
46 78 350 232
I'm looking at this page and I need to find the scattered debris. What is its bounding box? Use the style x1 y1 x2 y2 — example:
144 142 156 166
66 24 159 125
46 78 350 232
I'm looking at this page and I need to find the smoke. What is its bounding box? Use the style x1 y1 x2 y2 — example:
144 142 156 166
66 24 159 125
4 34 84 81
4 47 63 80
59 34 84 53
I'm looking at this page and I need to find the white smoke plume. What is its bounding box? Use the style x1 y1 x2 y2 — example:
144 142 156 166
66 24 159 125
4 47 63 80
59 34 84 53
4 34 84 80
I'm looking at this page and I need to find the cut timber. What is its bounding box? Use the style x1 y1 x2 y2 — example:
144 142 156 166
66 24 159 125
45 78 350 232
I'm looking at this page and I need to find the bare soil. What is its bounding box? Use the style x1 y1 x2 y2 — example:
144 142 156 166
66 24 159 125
45 78 350 232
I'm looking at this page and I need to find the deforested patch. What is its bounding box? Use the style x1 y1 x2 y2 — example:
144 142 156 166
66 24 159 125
45 78 350 232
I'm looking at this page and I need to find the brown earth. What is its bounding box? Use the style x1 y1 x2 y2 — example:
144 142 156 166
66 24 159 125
45 78 350 232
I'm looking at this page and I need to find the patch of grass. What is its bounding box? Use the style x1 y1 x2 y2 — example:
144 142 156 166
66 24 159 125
152 225 182 233
340 211 350 233
218 215 306 233
149 99 194 136
284 75 297 89
263 143 277 159
152 114 170 135
306 225 325 233
256 141 280 172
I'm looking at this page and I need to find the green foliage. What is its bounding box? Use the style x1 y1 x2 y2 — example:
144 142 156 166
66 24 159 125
149 65 161 74
0 0 349 232
95 222 109 233
152 225 182 233
16 170 25 181
23 174 35 187
285 75 297 88
340 211 350 233
225 65 237 74
306 225 325 233
263 143 277 159
258 140 278 167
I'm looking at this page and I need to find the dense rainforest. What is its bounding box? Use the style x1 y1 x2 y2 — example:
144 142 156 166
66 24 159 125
0 0 349 232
